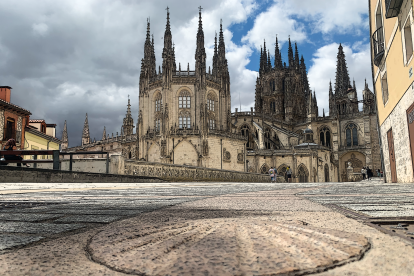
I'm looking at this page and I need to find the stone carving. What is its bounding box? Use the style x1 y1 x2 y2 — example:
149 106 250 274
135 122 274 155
161 140 167 157
223 148 231 162
202 140 209 156
237 152 244 162
345 154 363 173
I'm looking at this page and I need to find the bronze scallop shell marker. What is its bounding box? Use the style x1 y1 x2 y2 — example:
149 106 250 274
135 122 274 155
88 219 370 275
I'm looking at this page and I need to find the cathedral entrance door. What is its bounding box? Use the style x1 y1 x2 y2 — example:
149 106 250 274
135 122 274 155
407 102 414 177
324 163 329 182
387 129 397 183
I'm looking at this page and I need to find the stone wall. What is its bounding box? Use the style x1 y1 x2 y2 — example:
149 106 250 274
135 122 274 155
112 156 269 182
380 82 414 183
0 166 163 183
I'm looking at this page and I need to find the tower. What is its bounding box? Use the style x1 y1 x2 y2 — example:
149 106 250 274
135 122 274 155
81 113 90 146
162 7 175 90
61 120 68 150
123 97 135 136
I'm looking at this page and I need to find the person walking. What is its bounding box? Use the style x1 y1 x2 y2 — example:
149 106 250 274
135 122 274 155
366 166 372 181
287 167 292 183
2 139 29 167
361 167 366 180
273 167 278 183
268 167 275 183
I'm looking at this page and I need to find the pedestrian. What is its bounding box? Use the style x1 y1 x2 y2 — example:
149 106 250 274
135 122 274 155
273 167 278 183
287 167 292 183
361 167 366 180
2 139 29 167
268 167 275 183
366 166 372 180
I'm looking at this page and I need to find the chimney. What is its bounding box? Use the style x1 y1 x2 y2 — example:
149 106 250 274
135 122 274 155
0 86 12 102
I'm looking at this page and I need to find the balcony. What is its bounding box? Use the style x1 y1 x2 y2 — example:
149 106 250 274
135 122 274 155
385 0 403 19
372 27 385 67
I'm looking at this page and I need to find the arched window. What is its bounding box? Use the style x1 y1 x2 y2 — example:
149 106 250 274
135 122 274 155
319 126 331 148
179 111 191 129
208 118 215 130
297 165 309 183
270 101 276 113
179 90 191 109
241 125 252 149
207 92 216 111
345 123 358 146
154 93 162 112
155 118 161 132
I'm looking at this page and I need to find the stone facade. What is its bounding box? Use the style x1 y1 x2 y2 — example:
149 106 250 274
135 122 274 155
64 9 381 183
380 82 414 183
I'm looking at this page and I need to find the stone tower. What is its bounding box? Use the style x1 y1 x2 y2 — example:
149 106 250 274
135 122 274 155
255 37 309 122
61 120 68 150
123 98 135 136
81 113 90 146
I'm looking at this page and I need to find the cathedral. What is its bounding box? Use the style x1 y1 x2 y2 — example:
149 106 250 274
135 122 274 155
62 8 381 182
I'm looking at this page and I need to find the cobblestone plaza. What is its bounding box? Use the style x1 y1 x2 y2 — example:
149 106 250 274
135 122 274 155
0 179 413 275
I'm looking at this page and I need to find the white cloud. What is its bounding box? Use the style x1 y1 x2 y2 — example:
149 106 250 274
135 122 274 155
32 23 49 36
308 42 373 116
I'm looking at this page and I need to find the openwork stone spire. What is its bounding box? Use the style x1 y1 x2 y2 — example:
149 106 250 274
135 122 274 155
212 32 218 76
102 126 106 140
195 6 206 85
61 120 68 150
162 7 174 89
300 55 309 93
294 42 300 70
274 36 282 69
334 44 350 97
123 97 135 136
81 113 90 146
288 37 294 68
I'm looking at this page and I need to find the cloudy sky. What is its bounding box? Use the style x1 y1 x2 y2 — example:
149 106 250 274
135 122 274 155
0 0 371 147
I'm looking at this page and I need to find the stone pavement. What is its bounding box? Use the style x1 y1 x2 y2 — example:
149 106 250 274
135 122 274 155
0 179 413 275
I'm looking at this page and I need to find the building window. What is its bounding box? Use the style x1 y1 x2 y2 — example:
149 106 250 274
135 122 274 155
381 72 389 105
209 119 215 130
319 127 331 148
155 118 161 132
403 15 413 64
179 112 191 129
270 102 276 113
207 93 216 111
4 119 15 141
179 90 191 109
154 93 162 112
346 123 358 147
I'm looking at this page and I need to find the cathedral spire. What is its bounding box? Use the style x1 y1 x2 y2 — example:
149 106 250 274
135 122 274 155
81 113 90 146
267 50 271 70
334 43 350 97
123 97 135 136
212 32 218 76
61 120 68 150
294 42 300 70
195 6 206 83
102 126 106 140
288 37 294 68
162 7 174 89
274 35 282 69
300 55 309 93
263 40 268 72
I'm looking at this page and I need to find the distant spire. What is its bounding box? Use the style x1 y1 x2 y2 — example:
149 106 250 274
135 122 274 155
82 113 90 145
294 42 300 70
274 35 282 69
329 80 333 95
323 108 325 117
334 43 350 96
195 6 206 78
267 50 271 70
263 39 268 72
288 37 294 68
212 32 218 76
123 97 135 136
300 55 309 93
102 126 106 140
62 120 68 143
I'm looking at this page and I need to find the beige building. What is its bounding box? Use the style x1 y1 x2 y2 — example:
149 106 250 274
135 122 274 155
24 119 61 159
369 0 414 183
64 8 381 182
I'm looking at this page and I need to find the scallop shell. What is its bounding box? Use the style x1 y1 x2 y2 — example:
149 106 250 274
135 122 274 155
89 218 369 276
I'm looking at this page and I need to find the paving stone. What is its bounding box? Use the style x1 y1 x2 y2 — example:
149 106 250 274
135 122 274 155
89 218 369 276
0 222 85 234
0 234 44 250
54 215 122 223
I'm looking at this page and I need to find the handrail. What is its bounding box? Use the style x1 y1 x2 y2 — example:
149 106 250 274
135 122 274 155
372 26 385 67
0 150 109 173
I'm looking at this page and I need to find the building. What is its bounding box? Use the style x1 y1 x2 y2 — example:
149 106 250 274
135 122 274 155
65 8 381 182
369 0 414 183
0 86 31 149
24 119 61 159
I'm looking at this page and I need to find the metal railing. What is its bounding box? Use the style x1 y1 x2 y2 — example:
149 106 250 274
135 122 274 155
373 27 385 67
0 150 109 173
